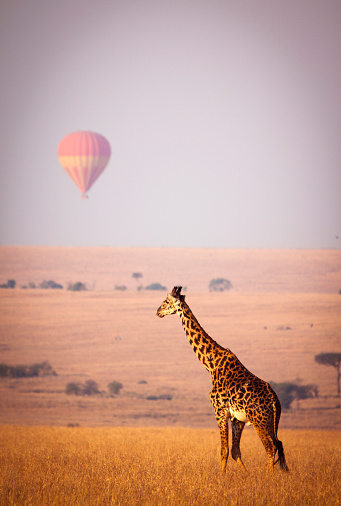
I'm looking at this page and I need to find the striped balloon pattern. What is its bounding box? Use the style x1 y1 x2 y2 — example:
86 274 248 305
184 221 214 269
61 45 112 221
58 131 111 198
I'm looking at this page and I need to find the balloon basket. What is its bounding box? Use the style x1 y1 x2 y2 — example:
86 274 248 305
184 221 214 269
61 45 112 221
81 194 88 200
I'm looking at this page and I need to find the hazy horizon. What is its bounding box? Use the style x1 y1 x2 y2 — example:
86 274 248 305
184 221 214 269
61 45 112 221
1 1 340 249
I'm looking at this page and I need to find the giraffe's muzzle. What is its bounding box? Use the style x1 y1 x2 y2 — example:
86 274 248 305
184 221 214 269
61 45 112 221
156 307 165 318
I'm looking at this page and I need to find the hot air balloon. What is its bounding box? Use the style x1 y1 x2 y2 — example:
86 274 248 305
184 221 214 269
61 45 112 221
58 131 111 198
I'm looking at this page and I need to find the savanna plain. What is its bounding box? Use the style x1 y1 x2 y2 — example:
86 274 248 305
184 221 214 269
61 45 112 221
0 247 340 504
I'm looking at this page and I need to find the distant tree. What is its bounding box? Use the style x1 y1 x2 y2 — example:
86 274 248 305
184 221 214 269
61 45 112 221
82 379 100 396
209 278 232 292
0 364 11 377
65 382 82 395
67 282 87 291
145 283 167 291
28 361 57 377
0 280 16 289
270 381 318 410
315 353 341 397
108 381 123 396
132 272 143 289
0 361 57 378
146 395 158 401
115 285 127 291
39 280 63 289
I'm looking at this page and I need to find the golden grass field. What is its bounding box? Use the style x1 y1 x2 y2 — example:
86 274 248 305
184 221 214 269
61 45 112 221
0 247 340 504
0 425 340 505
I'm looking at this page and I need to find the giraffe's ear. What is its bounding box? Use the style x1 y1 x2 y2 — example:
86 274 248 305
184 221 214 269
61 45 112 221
171 286 182 298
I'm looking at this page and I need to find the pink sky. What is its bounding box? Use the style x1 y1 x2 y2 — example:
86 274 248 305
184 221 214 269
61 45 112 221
0 0 340 248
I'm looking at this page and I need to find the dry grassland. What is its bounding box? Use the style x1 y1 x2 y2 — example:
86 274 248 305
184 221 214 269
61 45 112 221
1 246 340 293
0 248 340 504
0 290 340 429
0 247 340 430
0 425 340 505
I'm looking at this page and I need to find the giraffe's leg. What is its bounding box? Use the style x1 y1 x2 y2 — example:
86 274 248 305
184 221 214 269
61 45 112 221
217 411 229 472
210 393 229 472
231 419 246 470
253 424 277 472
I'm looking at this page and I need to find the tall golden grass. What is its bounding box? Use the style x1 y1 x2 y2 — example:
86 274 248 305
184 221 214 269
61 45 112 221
0 426 340 505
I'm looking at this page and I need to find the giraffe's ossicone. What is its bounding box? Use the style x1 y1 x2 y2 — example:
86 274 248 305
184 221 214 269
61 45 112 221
157 286 289 473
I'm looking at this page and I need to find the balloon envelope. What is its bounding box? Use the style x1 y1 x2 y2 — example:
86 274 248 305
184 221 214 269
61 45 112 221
58 131 111 197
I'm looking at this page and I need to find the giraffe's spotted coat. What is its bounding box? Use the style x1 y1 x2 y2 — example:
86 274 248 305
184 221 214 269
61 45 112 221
157 286 288 473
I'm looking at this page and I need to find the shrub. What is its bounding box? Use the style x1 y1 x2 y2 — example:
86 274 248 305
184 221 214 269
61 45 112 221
65 382 82 395
0 364 10 377
28 362 57 377
39 280 63 289
0 362 57 378
82 380 100 396
65 380 101 396
115 285 127 291
158 394 173 400
145 283 167 291
270 381 318 410
67 282 87 291
209 278 232 292
108 381 123 395
0 280 16 289
146 394 173 401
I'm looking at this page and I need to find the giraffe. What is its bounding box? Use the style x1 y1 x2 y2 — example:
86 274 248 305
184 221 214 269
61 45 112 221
156 286 288 473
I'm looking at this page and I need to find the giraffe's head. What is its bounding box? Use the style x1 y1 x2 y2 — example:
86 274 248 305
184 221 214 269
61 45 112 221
156 286 185 318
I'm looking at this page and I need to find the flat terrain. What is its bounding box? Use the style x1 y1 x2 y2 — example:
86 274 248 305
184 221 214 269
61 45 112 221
1 426 340 505
0 247 340 429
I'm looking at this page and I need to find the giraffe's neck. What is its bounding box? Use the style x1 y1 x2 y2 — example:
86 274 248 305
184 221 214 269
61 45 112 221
177 301 225 372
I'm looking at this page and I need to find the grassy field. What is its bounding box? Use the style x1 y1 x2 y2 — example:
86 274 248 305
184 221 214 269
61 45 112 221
0 425 340 505
0 288 340 429
0 248 340 503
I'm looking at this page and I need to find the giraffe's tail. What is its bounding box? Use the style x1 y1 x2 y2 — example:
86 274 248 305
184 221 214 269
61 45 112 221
272 400 289 472
274 440 289 471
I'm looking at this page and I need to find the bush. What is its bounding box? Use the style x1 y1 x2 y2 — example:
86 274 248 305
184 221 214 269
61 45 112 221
270 381 318 410
146 394 173 401
0 280 16 289
67 282 87 291
115 285 127 291
0 364 11 377
65 380 100 396
145 283 167 291
28 362 57 377
82 380 100 396
39 280 63 289
65 382 82 395
209 278 232 292
0 361 57 379
108 381 123 395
